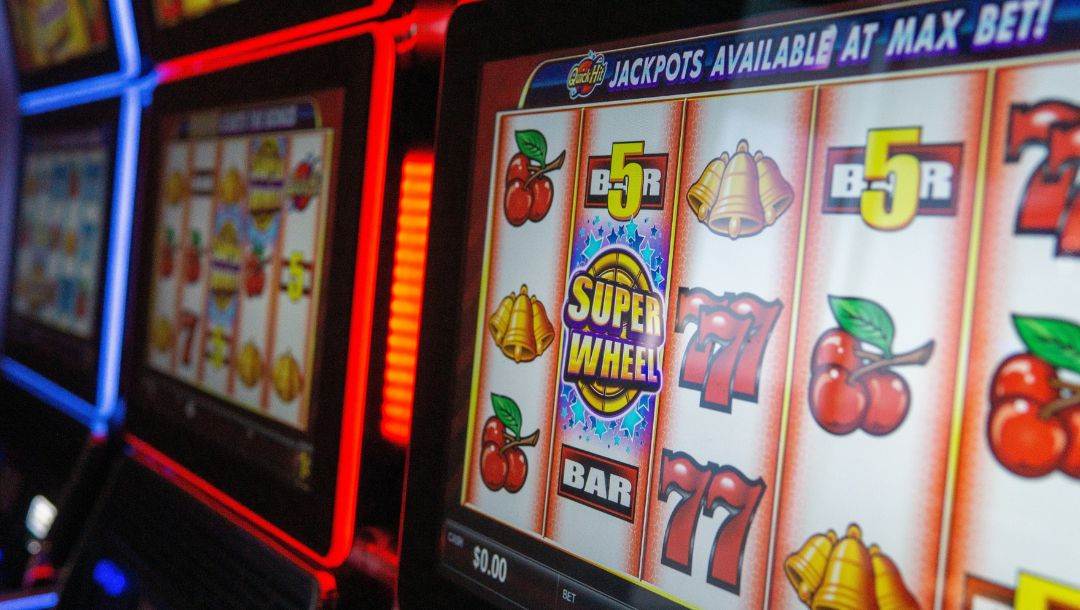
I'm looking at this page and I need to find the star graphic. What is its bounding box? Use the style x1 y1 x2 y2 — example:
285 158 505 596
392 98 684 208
640 242 655 267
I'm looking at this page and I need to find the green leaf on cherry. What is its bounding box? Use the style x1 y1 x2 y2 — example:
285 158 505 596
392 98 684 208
1013 315 1080 375
828 295 895 357
491 393 522 438
515 130 547 166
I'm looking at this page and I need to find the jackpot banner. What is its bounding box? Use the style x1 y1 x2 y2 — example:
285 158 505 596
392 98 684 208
458 1 1080 608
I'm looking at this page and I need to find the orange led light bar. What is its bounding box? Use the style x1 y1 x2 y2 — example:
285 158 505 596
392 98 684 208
380 151 435 446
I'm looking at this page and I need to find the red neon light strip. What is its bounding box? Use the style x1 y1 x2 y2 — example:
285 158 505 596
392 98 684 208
156 0 393 83
127 434 337 597
380 151 434 446
132 26 398 569
333 25 398 568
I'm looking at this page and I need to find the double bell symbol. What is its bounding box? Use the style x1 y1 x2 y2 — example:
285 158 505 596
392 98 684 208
811 524 877 610
686 139 794 239
488 285 554 363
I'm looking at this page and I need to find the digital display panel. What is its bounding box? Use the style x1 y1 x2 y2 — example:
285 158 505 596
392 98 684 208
5 0 111 73
434 1 1080 608
151 0 240 28
144 91 341 436
11 126 109 342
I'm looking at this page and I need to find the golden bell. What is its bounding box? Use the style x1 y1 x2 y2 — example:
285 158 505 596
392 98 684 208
687 153 728 222
869 544 919 610
500 285 537 363
488 293 514 345
785 530 838 604
707 140 765 239
531 297 555 356
811 524 878 610
755 150 795 226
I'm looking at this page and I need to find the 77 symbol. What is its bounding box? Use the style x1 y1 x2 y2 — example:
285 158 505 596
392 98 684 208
674 287 782 412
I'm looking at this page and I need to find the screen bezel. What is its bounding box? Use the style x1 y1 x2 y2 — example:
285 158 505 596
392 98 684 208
122 35 375 560
2 100 120 404
4 0 121 93
396 1 825 606
133 0 391 62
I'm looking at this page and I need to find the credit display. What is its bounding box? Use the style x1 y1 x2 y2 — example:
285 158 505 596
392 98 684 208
5 0 111 73
144 92 340 434
440 1 1080 608
11 127 109 341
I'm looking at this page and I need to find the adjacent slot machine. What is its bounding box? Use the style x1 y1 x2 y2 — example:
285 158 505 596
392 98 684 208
0 91 140 593
3 0 134 92
56 3 446 604
399 1 1080 608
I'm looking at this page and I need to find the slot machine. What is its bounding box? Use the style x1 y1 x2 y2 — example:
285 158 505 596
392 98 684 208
0 0 142 595
53 1 447 606
398 1 1080 608
4 0 138 95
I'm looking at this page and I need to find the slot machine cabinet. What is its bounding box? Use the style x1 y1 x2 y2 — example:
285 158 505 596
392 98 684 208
398 1 1080 608
55 7 448 603
0 94 139 594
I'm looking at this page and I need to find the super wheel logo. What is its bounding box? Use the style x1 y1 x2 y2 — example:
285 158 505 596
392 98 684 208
562 247 665 417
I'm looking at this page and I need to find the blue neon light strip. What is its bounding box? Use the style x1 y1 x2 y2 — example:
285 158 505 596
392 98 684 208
18 0 141 111
2 83 147 434
95 86 142 423
0 591 59 610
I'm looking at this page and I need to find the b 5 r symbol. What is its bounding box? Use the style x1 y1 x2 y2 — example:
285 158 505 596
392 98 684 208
586 141 668 221
823 128 963 230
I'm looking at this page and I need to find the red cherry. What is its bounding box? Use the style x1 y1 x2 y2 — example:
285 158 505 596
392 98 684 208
481 416 505 447
1057 406 1080 479
988 397 1067 477
991 353 1059 405
861 370 910 435
504 448 528 492
480 442 507 490
809 366 868 435
504 180 532 226
506 153 531 185
528 177 553 222
811 328 861 372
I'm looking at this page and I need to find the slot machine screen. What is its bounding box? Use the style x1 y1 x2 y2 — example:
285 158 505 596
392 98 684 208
4 0 118 90
151 0 241 27
4 104 117 402
125 37 376 559
403 1 1080 608
144 91 341 440
138 90 342 494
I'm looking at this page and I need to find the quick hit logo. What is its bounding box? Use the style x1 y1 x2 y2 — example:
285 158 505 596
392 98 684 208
823 128 963 230
586 142 669 221
567 51 608 100
558 445 637 521
1006 100 1080 256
